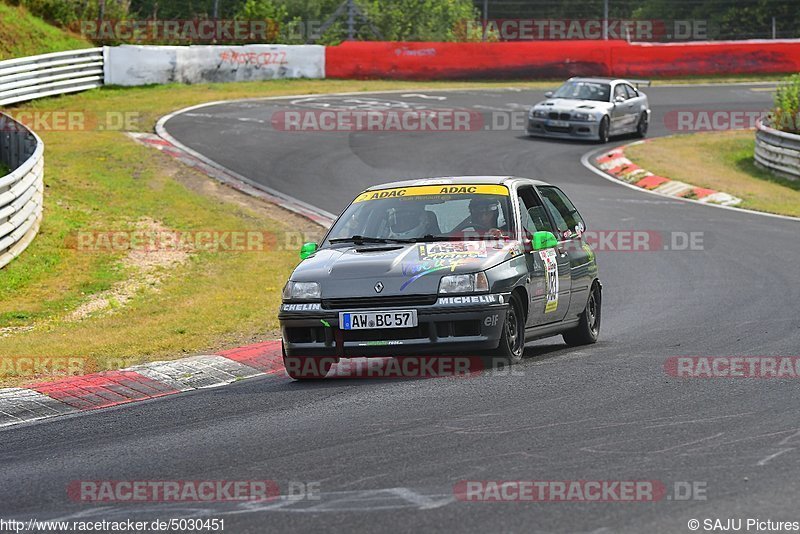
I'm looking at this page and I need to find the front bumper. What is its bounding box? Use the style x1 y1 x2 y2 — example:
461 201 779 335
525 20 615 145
279 293 510 357
526 117 601 139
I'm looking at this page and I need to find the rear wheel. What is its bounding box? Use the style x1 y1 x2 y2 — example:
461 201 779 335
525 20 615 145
635 112 649 138
482 292 525 369
282 342 335 380
597 116 610 143
563 283 601 346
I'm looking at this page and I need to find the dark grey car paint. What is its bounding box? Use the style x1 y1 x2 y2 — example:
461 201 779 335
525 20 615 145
279 177 600 358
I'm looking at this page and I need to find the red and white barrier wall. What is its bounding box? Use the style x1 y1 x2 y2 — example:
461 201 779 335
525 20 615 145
326 40 800 80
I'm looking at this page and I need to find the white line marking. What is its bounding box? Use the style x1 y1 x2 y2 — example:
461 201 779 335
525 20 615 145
757 447 794 466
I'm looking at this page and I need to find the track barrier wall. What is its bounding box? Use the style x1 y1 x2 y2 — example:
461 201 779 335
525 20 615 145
325 40 800 79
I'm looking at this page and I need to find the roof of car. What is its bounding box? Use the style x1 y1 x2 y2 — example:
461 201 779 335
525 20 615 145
567 77 633 85
364 176 550 191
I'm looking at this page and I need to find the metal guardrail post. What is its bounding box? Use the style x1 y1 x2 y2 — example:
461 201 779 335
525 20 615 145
0 48 105 268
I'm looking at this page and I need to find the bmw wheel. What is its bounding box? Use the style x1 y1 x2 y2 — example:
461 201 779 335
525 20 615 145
598 116 610 143
636 112 649 138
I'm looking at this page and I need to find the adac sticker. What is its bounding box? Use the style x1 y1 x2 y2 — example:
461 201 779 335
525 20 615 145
538 249 559 313
353 184 508 203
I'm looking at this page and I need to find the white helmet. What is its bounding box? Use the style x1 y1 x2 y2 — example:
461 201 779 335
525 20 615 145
387 205 428 239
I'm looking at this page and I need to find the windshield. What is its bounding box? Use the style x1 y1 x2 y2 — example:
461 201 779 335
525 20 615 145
325 184 514 244
552 81 611 102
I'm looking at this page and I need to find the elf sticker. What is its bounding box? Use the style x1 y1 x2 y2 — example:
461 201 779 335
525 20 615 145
539 249 559 313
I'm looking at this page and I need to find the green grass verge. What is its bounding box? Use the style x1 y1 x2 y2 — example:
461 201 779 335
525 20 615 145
626 130 800 217
0 2 92 60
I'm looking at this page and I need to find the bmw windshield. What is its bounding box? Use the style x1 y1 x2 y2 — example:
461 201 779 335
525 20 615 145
324 184 515 245
552 81 611 102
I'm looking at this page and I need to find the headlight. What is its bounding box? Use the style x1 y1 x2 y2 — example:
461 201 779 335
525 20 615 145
438 272 489 294
282 281 321 301
572 112 592 121
531 109 547 118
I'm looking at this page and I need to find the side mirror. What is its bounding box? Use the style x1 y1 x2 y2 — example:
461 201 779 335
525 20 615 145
299 242 318 260
544 91 554 98
615 95 626 103
532 231 558 251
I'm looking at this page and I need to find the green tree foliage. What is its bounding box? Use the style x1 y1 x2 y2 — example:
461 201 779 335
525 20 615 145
7 0 800 42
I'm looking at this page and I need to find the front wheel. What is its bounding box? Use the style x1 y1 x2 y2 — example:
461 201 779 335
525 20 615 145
597 116 610 144
635 112 649 138
563 283 601 346
282 343 336 380
482 292 525 369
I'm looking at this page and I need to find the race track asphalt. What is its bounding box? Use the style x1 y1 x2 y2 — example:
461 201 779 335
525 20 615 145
3 83 799 533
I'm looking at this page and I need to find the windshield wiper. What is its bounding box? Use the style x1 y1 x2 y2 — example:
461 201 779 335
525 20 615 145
409 234 456 242
329 235 415 244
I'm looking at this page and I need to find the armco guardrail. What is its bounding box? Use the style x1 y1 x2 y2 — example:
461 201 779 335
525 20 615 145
0 112 44 269
755 119 800 180
0 48 104 106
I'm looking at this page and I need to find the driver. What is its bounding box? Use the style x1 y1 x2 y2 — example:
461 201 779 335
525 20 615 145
387 203 433 239
467 197 504 233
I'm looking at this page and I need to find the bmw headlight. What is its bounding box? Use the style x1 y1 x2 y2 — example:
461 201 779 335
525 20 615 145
531 109 547 119
572 112 592 121
438 272 489 294
282 281 321 301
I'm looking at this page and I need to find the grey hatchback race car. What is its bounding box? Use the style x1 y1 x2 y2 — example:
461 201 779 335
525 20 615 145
279 176 601 379
527 77 650 143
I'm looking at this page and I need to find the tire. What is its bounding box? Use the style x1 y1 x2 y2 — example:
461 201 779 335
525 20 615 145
482 292 526 369
635 112 649 138
282 342 335 380
563 283 601 346
597 116 610 144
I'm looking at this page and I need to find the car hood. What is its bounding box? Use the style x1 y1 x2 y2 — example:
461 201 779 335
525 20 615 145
291 240 521 298
534 98 612 112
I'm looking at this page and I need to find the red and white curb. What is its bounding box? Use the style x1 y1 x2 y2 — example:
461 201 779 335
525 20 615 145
595 142 742 206
0 341 285 429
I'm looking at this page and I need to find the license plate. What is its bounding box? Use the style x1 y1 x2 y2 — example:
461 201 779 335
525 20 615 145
339 310 417 330
549 120 570 127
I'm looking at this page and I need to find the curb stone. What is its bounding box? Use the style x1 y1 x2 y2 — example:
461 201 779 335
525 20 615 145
595 141 742 206
0 341 285 429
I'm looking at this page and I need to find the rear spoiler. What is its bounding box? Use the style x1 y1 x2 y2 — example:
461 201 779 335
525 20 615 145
628 79 652 89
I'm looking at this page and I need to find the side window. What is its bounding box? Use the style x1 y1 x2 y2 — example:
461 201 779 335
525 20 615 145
624 84 638 99
538 186 585 239
613 84 627 101
517 186 554 238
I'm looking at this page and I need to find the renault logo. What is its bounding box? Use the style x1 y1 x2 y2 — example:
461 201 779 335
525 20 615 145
374 281 384 293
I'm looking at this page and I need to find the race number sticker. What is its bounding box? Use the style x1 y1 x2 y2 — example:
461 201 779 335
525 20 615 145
539 249 559 313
